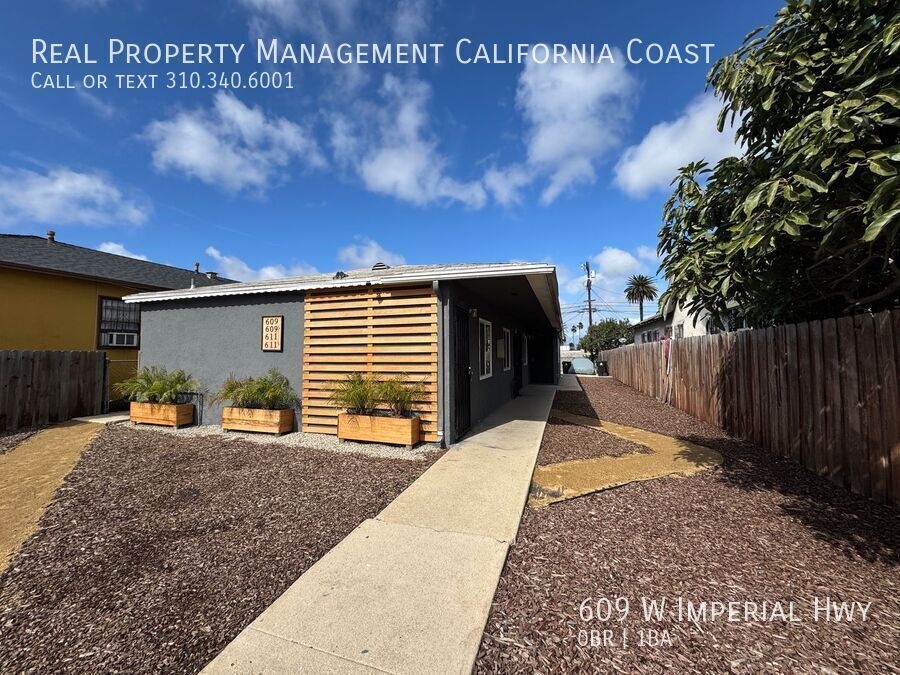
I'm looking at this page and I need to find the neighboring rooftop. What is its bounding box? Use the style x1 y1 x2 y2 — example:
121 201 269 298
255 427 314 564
630 312 667 330
0 233 234 290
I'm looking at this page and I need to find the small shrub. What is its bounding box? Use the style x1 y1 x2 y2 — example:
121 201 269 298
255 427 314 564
329 372 380 415
117 367 197 404
214 369 299 410
376 375 426 417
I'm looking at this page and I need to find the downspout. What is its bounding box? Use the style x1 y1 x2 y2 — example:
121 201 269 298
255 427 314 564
434 280 447 447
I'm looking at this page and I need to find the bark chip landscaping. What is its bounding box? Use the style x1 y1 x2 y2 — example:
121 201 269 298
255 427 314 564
477 378 899 673
0 424 440 674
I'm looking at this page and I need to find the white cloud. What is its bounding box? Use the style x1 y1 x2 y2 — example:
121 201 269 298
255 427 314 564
556 265 586 300
511 49 637 205
144 92 325 194
97 242 147 260
205 246 318 281
483 164 534 207
392 0 429 40
337 75 486 208
337 237 405 269
636 244 660 264
593 247 643 279
0 165 150 227
614 94 740 198
238 0 359 39
75 87 116 119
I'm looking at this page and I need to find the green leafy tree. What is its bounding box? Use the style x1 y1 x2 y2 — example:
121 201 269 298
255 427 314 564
578 318 634 357
660 0 900 326
624 275 659 321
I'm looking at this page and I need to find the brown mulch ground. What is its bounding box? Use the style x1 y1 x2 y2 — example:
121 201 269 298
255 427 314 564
0 425 440 674
538 417 652 465
0 429 40 456
476 378 899 674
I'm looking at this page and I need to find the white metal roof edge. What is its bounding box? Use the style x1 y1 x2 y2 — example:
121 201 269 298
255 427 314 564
123 263 558 304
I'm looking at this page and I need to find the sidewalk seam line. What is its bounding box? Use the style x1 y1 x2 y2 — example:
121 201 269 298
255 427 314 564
371 516 511 545
247 627 396 674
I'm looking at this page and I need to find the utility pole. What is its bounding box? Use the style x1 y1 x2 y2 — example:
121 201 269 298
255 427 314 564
583 261 593 327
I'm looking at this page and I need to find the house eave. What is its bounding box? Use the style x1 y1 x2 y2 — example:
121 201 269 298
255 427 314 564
123 263 562 329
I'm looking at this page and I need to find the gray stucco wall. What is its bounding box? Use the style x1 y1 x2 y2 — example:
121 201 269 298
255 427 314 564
138 293 304 425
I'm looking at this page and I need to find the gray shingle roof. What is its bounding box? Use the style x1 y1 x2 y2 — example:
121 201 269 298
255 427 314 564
0 234 234 290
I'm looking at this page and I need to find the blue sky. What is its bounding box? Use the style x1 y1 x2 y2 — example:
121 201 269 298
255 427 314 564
0 0 782 328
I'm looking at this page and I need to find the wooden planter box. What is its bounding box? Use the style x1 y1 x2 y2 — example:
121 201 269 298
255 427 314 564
222 407 294 435
130 402 194 428
337 413 420 447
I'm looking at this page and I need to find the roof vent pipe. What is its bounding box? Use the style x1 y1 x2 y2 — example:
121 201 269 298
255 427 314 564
372 262 389 270
46 230 56 242
194 262 200 273
206 271 218 279
334 271 348 279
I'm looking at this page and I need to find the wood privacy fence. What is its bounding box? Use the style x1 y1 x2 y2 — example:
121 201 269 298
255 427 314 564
601 309 900 506
0 350 106 431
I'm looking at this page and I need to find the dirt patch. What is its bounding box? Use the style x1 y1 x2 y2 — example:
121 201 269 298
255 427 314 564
0 425 441 674
0 422 100 570
476 377 899 672
538 417 651 465
531 412 721 507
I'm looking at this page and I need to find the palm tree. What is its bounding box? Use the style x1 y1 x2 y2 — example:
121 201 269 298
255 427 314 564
624 275 659 321
577 321 584 342
570 325 577 345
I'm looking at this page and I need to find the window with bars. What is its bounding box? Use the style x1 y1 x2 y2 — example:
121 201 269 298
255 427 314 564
98 297 140 348
479 318 492 380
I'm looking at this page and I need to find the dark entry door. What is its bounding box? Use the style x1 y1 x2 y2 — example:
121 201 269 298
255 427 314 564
513 331 523 396
454 306 471 438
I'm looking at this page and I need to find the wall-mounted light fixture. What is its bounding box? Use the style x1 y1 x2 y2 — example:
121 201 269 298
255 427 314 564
469 308 478 318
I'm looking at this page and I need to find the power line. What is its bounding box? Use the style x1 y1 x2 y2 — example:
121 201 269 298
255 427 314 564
590 289 630 318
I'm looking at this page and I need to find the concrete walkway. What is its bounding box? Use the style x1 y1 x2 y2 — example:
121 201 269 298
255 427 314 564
0 421 100 570
73 411 130 424
203 385 556 675
556 373 582 391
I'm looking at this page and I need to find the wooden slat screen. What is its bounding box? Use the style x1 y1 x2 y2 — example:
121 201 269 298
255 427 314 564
302 285 439 442
600 309 900 506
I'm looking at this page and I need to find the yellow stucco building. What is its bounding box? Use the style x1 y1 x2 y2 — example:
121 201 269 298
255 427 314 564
0 232 231 400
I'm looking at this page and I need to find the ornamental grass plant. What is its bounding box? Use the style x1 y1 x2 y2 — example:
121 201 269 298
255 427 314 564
117 367 197 404
214 369 299 410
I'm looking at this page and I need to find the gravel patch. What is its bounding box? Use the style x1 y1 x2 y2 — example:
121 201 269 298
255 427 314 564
476 377 899 673
122 422 441 461
538 417 652 465
0 424 440 674
0 428 41 456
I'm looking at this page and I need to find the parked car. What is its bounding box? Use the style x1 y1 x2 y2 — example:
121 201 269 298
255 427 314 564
569 357 597 375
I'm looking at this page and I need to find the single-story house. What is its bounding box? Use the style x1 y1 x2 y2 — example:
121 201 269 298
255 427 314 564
631 299 749 343
0 232 232 397
124 262 561 445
